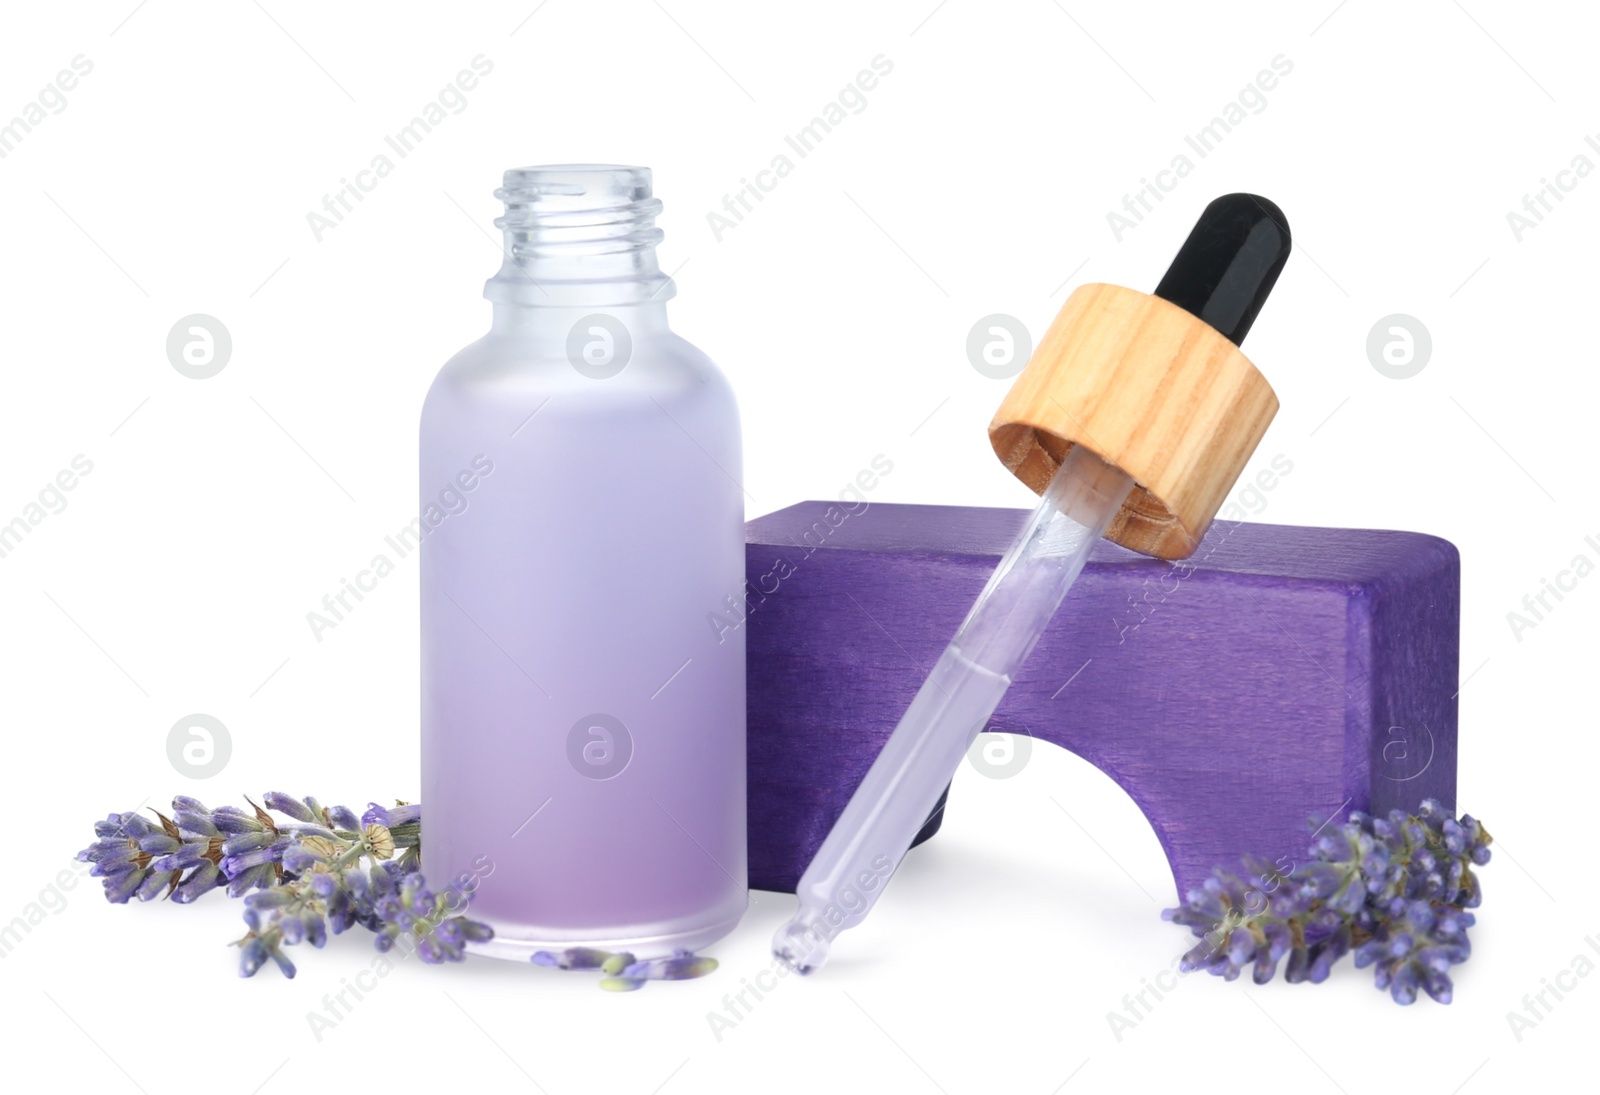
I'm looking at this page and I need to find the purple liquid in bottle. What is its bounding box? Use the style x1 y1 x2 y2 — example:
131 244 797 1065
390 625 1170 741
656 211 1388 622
420 166 747 957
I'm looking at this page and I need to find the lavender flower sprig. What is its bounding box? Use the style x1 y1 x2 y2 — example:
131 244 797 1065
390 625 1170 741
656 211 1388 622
372 870 494 962
1163 799 1491 1005
77 793 490 979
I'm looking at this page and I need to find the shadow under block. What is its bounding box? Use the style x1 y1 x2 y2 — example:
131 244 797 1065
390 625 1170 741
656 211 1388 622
744 502 1459 900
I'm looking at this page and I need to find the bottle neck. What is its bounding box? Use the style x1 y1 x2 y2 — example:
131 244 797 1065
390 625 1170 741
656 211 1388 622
484 165 677 309
489 299 670 336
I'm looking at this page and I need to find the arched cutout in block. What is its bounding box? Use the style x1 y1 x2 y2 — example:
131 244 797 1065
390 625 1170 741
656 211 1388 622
965 729 1178 907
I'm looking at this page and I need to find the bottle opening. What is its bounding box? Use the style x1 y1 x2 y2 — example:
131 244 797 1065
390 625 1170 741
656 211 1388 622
487 164 674 306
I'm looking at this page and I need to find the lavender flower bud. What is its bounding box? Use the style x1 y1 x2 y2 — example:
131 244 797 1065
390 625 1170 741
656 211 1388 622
263 793 317 823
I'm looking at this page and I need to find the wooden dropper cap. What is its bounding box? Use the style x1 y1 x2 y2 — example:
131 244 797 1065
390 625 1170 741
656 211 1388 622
988 195 1292 559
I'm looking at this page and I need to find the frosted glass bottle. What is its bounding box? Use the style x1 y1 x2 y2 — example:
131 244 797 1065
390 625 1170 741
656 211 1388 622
420 166 747 958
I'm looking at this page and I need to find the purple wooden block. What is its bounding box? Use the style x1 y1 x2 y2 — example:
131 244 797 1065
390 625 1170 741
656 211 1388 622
744 502 1459 899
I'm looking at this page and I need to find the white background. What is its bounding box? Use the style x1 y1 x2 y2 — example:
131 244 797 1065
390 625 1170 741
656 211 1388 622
2 2 1595 1092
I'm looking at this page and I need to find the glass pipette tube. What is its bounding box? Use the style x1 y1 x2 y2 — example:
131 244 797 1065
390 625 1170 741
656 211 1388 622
771 192 1292 975
773 443 1134 973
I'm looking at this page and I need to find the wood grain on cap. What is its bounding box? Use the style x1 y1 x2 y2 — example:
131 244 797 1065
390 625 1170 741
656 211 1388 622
989 283 1278 559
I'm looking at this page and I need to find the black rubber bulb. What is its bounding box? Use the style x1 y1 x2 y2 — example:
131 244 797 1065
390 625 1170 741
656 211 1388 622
1152 193 1291 347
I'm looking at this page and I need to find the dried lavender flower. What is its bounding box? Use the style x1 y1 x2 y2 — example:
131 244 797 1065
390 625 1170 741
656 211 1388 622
532 946 718 991
370 871 492 964
1164 799 1491 1005
78 791 491 980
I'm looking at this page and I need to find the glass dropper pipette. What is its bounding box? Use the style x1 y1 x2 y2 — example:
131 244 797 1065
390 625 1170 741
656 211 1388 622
774 194 1292 975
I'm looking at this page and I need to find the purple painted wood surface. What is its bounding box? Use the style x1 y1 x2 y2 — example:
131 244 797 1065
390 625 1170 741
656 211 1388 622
744 502 1459 900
